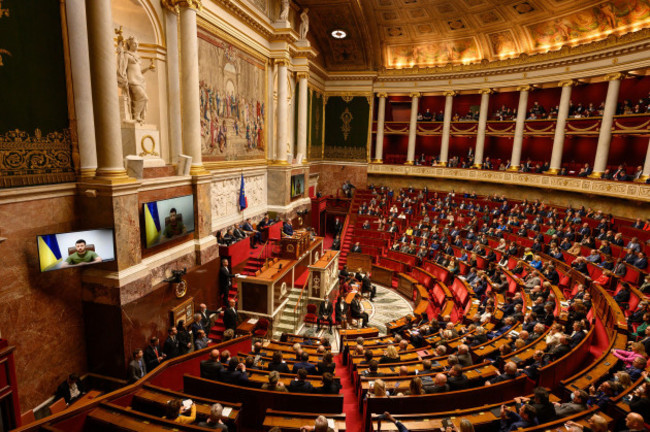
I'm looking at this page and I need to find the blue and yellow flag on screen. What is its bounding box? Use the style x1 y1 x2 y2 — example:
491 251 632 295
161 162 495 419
145 202 161 247
38 234 62 272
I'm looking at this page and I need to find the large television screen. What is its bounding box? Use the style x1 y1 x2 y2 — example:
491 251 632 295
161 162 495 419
143 195 195 248
291 174 305 198
37 229 116 272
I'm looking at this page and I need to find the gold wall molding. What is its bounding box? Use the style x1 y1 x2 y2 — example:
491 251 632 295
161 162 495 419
367 164 650 203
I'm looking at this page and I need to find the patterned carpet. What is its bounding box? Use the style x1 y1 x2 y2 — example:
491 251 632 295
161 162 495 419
299 284 413 352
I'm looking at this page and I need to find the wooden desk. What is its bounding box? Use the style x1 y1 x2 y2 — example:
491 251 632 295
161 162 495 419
396 273 418 300
281 231 311 259
237 318 258 335
264 409 347 431
347 253 373 273
371 264 394 287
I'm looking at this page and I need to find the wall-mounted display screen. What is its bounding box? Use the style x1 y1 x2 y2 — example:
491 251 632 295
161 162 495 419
37 229 115 272
143 195 195 248
291 174 305 198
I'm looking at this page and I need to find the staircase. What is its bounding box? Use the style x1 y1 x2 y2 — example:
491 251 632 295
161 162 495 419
241 257 265 276
272 286 308 339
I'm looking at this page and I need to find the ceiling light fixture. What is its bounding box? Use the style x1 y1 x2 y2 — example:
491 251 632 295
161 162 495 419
331 29 347 39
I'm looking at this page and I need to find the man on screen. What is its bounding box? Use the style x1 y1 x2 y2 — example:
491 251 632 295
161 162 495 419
162 208 187 238
61 239 102 267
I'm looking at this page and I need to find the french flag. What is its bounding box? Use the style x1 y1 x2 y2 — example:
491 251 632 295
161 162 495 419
239 173 248 211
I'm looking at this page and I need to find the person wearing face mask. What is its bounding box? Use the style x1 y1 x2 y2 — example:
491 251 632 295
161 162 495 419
553 390 588 418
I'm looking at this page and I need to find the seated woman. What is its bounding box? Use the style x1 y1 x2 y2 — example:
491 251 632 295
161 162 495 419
613 342 648 367
317 351 336 375
368 379 390 398
379 345 401 364
166 399 197 424
261 370 288 392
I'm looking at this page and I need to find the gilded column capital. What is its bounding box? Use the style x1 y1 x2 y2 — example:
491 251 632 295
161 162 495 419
604 72 626 81
409 92 421 99
377 92 388 98
558 80 576 87
443 90 457 97
478 88 493 95
161 0 202 13
296 71 309 80
274 58 290 67
517 85 533 92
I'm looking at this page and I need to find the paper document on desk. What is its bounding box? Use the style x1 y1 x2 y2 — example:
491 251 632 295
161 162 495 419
247 318 259 324
222 407 232 417
328 418 336 429
182 399 193 410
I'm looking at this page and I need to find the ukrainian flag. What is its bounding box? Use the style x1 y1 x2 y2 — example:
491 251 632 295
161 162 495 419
145 202 161 247
38 234 62 272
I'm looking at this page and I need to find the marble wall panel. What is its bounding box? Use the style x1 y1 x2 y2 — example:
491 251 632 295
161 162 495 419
0 195 86 410
211 171 268 231
113 193 142 271
311 163 368 196
194 181 212 239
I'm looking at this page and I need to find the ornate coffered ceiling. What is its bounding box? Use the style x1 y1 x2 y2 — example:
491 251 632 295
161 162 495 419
295 0 650 71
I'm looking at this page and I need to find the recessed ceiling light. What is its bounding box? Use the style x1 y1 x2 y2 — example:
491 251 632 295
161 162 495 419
331 29 347 39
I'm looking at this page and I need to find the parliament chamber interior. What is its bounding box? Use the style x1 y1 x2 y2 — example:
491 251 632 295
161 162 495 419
4 0 650 431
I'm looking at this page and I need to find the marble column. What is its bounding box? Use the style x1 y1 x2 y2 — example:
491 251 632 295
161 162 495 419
639 137 650 183
85 0 130 181
163 7 183 166
276 59 289 164
374 93 387 163
473 89 491 168
66 0 97 178
296 72 309 163
267 61 276 161
439 91 455 166
509 86 530 171
547 81 574 174
405 92 420 165
591 73 623 178
178 1 208 175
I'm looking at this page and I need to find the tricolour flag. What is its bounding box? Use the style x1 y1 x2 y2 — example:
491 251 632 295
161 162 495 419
239 174 248 211
144 202 161 247
38 234 62 272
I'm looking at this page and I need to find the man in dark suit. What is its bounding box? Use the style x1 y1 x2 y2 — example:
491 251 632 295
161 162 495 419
55 374 85 405
351 242 362 253
241 218 261 248
350 294 369 327
288 368 314 393
219 357 250 386
362 275 376 301
267 351 291 373
487 362 521 385
200 349 223 381
282 218 294 236
317 297 334 333
223 299 239 333
335 296 349 326
448 364 469 390
292 352 317 375
198 303 217 330
620 412 646 432
219 259 237 307
127 349 147 383
163 327 180 359
143 336 165 372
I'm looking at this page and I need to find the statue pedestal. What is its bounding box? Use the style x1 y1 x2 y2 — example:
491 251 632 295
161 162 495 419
295 40 310 48
272 20 290 29
121 122 165 168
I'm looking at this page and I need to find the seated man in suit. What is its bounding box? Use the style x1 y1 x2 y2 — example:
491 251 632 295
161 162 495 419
292 352 317 375
553 390 588 418
424 373 449 394
351 242 362 253
200 349 223 381
267 351 291 373
241 218 262 248
219 357 250 386
317 296 334 334
288 368 314 393
282 218 294 236
55 374 86 405
350 294 369 327
448 364 470 390
487 361 521 385
362 274 376 301
499 403 537 432
223 299 239 333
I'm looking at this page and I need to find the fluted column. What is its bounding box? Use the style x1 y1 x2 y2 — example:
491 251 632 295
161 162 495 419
591 73 623 178
276 59 289 164
85 0 130 181
547 80 574 174
439 91 455 166
405 92 420 165
374 93 387 163
638 138 650 183
162 6 183 165
66 0 97 178
176 1 208 175
509 85 531 171
296 72 309 163
473 89 491 168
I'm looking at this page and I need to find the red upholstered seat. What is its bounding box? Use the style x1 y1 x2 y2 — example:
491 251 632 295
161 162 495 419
253 318 269 338
304 304 318 324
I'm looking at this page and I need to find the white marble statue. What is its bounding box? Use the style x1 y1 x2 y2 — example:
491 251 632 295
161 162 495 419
279 0 290 21
117 35 155 123
299 9 309 40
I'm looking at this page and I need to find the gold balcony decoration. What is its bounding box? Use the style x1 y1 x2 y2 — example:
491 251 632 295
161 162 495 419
323 145 366 161
0 0 10 66
340 108 353 141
